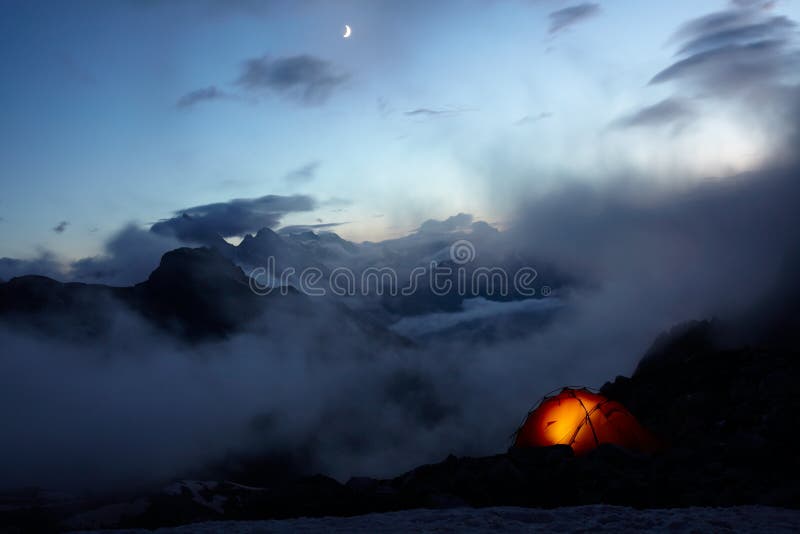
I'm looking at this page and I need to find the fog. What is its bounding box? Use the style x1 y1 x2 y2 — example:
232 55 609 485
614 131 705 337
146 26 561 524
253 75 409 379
3 147 799 491
2 0 799 495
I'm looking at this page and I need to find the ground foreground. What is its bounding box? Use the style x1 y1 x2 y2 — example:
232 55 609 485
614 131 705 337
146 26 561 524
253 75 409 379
77 505 800 533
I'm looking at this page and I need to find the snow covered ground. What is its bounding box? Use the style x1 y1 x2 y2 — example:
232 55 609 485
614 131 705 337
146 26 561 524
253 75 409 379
79 505 800 533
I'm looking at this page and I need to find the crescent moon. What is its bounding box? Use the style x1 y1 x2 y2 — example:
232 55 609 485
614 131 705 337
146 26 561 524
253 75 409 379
343 25 352 38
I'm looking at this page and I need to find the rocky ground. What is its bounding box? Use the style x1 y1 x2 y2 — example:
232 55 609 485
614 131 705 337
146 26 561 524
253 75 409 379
74 505 800 533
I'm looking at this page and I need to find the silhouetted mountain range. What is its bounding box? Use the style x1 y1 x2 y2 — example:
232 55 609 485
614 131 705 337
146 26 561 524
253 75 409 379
0 246 403 344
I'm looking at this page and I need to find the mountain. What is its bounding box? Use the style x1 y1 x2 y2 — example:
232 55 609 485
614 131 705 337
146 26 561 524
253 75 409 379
128 247 283 339
0 246 404 344
0 275 123 340
283 229 361 258
233 227 361 268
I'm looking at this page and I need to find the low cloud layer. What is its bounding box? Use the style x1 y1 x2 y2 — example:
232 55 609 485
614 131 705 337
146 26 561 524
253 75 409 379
2 2 800 495
6 150 799 490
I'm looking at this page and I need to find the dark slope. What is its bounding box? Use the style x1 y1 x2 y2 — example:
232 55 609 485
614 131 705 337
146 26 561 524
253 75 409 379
127 247 280 339
0 246 405 344
0 275 125 340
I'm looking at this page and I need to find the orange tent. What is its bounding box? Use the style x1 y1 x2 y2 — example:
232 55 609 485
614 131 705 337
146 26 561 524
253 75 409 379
513 388 659 455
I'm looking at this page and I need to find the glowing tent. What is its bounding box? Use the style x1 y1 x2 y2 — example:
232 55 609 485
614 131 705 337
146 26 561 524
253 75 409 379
513 388 659 455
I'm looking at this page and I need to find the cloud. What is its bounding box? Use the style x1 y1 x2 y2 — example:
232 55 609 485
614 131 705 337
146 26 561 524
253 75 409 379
0 299 403 489
52 221 69 234
0 253 64 282
404 107 473 119
285 161 321 185
236 54 349 105
613 98 695 129
729 0 776 8
5 144 800 492
675 15 794 56
70 224 183 286
176 86 231 109
392 297 562 339
515 112 553 126
5 3 800 498
502 76 800 370
405 108 452 117
652 41 796 91
611 2 800 156
150 194 316 244
651 6 799 94
548 3 601 34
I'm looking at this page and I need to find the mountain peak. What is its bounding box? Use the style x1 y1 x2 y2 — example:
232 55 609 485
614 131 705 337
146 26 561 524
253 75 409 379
254 227 281 239
147 247 248 288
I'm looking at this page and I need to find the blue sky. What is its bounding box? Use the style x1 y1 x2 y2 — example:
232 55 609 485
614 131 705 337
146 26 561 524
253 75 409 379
1 0 798 259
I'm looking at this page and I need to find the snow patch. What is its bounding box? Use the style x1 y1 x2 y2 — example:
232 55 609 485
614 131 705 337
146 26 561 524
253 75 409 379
80 504 800 533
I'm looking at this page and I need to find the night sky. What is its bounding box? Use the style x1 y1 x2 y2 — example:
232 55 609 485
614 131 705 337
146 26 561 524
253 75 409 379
3 0 797 260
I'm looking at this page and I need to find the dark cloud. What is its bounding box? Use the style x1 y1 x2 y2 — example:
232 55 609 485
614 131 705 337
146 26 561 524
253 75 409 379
548 3 600 34
285 161 321 185
651 6 799 94
53 221 69 234
236 54 349 105
652 40 796 91
176 86 231 109
673 9 756 42
613 98 695 129
504 154 800 383
675 15 793 56
150 194 315 244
